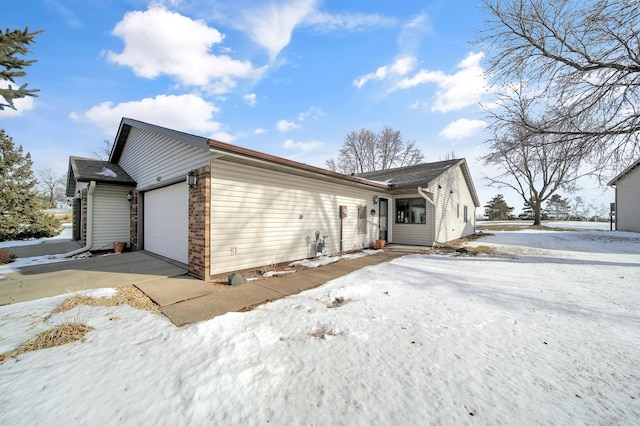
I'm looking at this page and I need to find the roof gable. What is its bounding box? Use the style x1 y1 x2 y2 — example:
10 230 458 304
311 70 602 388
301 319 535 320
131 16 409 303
357 159 481 207
66 156 136 196
110 117 211 163
608 158 640 186
357 159 461 187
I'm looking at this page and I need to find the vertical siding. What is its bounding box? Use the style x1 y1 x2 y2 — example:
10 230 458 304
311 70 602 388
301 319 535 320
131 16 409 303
90 185 131 250
390 198 434 245
209 160 382 275
616 166 640 232
431 165 476 242
118 127 213 190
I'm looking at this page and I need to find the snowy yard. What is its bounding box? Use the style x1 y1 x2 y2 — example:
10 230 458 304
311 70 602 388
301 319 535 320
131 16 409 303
1 227 639 424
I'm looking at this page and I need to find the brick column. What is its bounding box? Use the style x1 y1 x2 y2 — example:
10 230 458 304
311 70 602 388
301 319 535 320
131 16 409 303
188 166 211 280
72 198 81 241
81 189 88 246
129 189 138 251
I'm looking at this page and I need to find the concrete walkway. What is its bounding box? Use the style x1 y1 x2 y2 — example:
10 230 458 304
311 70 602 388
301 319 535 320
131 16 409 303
2 239 426 326
137 250 413 326
0 250 187 305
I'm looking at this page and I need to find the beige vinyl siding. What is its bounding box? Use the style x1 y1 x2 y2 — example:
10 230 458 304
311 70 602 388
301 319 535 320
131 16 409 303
117 127 213 191
90 184 131 251
210 160 380 275
616 165 640 232
391 198 434 245
431 165 476 242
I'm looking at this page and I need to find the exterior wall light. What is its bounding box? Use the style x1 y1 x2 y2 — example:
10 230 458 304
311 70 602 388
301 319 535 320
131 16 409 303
187 171 198 188
373 195 379 205
127 191 133 201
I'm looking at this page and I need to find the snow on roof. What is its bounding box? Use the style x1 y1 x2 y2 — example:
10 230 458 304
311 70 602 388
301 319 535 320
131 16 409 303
94 167 118 178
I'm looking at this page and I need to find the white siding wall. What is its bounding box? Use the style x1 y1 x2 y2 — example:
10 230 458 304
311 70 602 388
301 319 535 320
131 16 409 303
391 198 434 245
75 182 88 196
118 127 213 190
431 165 476 242
90 185 131 250
616 166 640 232
210 160 381 275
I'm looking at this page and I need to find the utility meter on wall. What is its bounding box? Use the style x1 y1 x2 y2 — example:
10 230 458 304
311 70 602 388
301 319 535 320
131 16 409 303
339 205 348 218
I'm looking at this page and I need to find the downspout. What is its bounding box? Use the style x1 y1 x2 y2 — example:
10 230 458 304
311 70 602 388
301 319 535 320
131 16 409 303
59 181 96 258
418 186 437 246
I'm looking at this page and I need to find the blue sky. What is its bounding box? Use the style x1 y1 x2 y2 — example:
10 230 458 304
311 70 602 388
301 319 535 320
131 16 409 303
2 0 612 212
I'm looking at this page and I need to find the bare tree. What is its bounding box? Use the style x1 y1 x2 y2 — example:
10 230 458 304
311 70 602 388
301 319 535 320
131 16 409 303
37 168 66 205
482 90 593 225
93 138 113 160
478 0 640 175
441 150 457 161
326 126 424 174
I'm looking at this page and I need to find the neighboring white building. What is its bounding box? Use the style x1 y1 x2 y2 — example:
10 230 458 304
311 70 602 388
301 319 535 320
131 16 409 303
66 118 481 281
609 159 640 233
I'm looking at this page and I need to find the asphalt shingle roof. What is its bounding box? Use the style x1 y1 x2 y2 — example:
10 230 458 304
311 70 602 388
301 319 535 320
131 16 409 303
66 156 136 196
356 159 462 187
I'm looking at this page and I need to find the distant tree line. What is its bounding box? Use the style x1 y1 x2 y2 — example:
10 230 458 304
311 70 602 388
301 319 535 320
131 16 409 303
483 193 609 222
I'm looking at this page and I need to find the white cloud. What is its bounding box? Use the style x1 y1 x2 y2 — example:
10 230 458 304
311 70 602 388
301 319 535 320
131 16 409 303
236 1 395 60
276 119 301 132
106 5 264 92
253 127 266 135
297 107 324 121
242 0 317 60
303 11 396 32
243 93 257 106
354 55 417 88
70 94 223 137
357 52 488 113
282 139 323 151
397 13 430 54
396 52 487 112
0 86 35 118
409 100 429 110
439 118 487 140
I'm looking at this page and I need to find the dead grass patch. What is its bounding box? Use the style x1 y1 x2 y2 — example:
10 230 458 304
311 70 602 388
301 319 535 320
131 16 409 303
0 322 93 362
470 245 498 255
0 248 16 265
50 285 161 316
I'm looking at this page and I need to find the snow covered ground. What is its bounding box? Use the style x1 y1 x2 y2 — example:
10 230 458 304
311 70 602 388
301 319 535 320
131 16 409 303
1 228 639 425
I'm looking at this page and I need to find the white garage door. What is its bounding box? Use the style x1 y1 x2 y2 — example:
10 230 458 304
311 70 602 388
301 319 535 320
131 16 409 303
144 182 188 264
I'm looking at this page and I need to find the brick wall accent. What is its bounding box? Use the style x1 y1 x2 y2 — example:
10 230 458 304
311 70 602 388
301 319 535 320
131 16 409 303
129 189 138 251
80 189 88 246
188 166 211 280
72 198 81 241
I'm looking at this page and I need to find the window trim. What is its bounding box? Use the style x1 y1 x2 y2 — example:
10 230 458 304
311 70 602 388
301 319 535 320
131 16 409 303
395 197 427 224
357 205 367 234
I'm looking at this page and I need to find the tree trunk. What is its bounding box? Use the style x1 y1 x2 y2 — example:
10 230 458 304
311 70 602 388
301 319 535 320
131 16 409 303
533 199 542 226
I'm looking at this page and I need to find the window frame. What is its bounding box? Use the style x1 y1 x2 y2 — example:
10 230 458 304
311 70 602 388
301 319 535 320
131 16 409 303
395 198 427 224
357 205 367 234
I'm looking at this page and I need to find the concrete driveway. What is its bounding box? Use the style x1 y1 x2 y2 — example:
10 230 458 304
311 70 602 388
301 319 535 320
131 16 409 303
0 251 187 305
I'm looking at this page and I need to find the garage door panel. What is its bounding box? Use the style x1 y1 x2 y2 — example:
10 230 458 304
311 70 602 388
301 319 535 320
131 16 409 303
144 182 188 264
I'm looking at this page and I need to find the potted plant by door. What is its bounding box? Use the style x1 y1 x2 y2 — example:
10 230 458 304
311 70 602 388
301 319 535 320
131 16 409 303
375 239 386 249
113 241 127 253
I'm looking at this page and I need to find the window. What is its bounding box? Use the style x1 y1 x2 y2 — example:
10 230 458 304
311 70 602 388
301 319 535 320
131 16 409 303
456 203 460 218
357 205 367 234
464 205 468 223
395 198 426 224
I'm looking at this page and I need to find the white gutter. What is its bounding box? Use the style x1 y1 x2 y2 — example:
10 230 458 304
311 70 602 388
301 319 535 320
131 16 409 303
418 186 437 246
58 180 96 258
